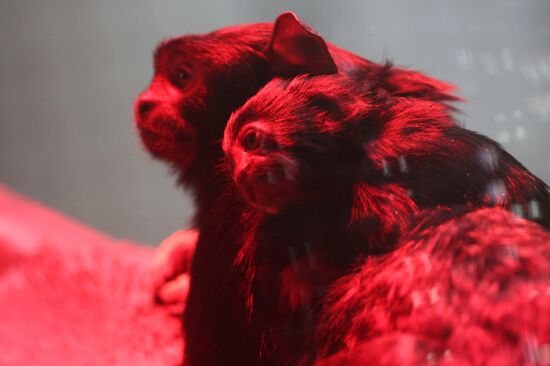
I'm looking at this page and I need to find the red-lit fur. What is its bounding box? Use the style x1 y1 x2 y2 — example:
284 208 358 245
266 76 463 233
223 74 550 364
313 207 550 366
224 75 550 230
134 12 465 366
136 24 276 365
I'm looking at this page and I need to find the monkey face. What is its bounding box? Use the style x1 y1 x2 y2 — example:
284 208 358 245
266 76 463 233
224 75 371 213
134 25 275 171
134 39 198 168
223 117 300 214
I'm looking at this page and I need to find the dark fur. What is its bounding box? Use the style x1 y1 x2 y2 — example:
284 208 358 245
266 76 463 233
314 207 550 365
135 13 465 366
223 74 550 364
137 24 275 365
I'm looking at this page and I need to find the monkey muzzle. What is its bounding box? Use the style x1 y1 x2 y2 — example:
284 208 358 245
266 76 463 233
235 157 300 214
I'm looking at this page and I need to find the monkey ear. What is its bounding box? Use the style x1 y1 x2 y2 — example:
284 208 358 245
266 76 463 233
265 12 338 76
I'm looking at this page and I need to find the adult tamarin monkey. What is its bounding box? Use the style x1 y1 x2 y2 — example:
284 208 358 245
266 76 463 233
135 12 461 365
222 74 550 364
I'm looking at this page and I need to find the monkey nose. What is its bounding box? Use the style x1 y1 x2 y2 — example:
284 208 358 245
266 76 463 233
136 99 158 120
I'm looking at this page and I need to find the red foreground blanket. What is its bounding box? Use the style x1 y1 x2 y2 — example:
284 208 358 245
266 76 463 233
0 185 183 365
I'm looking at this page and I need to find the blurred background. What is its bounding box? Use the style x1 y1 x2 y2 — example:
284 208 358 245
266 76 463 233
1 0 549 245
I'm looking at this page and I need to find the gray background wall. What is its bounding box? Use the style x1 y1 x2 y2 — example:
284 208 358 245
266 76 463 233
1 0 549 245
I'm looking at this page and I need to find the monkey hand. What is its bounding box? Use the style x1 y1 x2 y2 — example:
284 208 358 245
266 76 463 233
151 228 198 314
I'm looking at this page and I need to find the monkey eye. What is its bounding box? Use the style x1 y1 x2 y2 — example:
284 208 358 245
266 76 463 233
173 68 191 87
242 129 261 151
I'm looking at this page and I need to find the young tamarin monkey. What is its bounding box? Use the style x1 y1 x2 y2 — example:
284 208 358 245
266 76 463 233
135 11 463 365
222 74 550 364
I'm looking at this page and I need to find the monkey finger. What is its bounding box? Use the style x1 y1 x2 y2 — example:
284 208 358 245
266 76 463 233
152 228 198 289
165 301 186 316
156 273 190 306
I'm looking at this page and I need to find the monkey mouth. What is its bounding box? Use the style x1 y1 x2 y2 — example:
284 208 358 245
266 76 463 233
240 184 285 214
138 120 196 167
238 167 300 214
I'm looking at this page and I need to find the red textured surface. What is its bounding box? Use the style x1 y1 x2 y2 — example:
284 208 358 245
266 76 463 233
0 185 183 366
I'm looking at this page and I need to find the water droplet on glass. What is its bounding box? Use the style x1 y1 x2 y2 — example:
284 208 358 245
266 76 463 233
486 179 507 204
500 48 515 72
515 126 526 140
288 246 300 273
267 171 276 184
455 47 475 70
510 203 525 218
403 256 413 273
398 155 408 173
381 159 391 177
426 352 437 364
504 245 519 260
481 52 499 75
522 333 539 364
477 146 499 172
411 291 423 308
528 200 541 219
421 254 432 272
528 288 540 300
429 287 440 304
304 242 317 269
528 94 550 119
281 159 296 181
521 63 542 84
494 113 507 123
496 130 510 143
538 344 550 365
